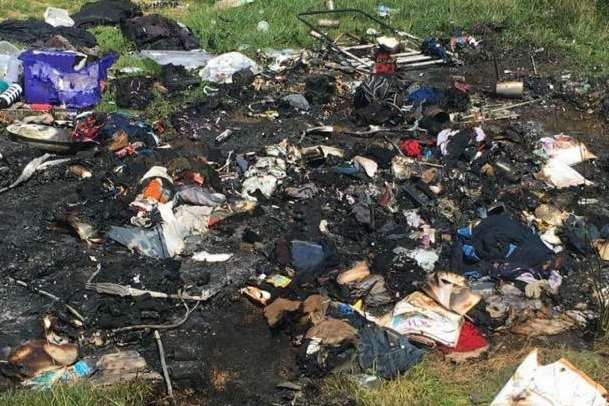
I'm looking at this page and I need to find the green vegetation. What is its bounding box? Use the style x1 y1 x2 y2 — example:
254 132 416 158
1 0 608 72
1 0 607 119
0 381 153 406
181 0 609 72
324 346 609 405
0 0 87 19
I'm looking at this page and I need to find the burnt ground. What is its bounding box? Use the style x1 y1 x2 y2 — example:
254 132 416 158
1 30 609 405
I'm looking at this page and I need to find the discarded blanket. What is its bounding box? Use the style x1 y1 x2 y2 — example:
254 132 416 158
120 14 199 50
72 0 142 28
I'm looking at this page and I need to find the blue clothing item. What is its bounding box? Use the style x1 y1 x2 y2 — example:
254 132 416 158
407 86 444 105
336 303 354 315
421 38 449 62
462 244 480 261
290 240 325 271
100 113 159 147
358 326 426 379
457 215 553 269
457 226 472 238
505 243 517 258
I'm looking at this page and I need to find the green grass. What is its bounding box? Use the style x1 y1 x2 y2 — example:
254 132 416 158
323 345 609 405
0 381 154 406
0 0 87 19
2 0 609 73
178 0 609 72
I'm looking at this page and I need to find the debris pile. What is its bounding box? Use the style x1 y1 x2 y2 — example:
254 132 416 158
1 1 609 403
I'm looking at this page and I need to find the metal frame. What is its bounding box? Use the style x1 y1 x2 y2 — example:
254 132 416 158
297 8 445 71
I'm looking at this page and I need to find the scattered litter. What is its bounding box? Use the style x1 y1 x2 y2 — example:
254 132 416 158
264 298 301 327
1 5 608 401
536 135 596 188
387 292 463 347
337 260 370 285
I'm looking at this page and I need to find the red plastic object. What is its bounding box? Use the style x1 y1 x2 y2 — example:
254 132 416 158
31 103 53 112
399 139 422 157
439 321 488 353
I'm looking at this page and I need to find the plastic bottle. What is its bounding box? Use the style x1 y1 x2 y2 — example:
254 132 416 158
4 57 22 84
0 83 23 108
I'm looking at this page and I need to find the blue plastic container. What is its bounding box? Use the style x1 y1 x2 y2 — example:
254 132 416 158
19 50 116 108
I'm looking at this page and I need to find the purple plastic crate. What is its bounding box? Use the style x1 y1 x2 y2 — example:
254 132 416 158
19 50 116 108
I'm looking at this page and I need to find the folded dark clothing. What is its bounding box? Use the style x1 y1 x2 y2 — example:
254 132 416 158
120 14 199 51
72 0 142 28
0 19 97 48
465 215 553 268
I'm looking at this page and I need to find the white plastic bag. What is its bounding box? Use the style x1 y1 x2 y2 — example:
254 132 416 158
199 52 261 84
44 7 75 28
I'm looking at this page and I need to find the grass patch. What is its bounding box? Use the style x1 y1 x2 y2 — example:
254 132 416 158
0 381 154 406
2 0 608 72
0 0 87 19
323 344 609 405
92 26 162 75
178 0 609 73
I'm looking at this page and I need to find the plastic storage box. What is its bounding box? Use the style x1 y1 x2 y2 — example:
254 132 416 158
19 49 116 108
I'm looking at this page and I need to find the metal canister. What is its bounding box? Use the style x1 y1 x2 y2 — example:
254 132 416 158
495 80 524 98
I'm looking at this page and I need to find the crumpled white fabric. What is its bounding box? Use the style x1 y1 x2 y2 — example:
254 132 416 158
173 205 214 235
241 157 287 200
199 52 261 84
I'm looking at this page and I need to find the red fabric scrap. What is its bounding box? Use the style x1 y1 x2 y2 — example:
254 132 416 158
115 143 141 158
31 104 53 112
177 171 204 186
73 115 103 141
399 139 422 157
439 321 488 353
454 81 471 93
373 50 396 75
